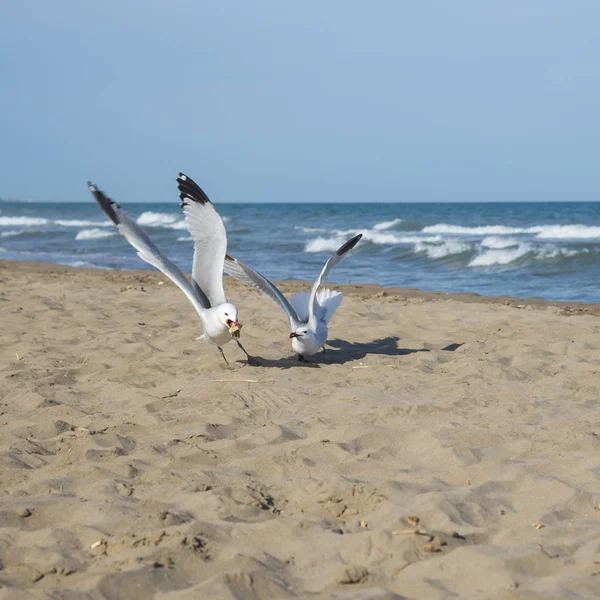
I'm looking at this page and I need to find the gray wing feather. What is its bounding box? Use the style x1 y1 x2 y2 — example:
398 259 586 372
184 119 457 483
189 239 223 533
224 254 301 329
88 182 208 316
177 173 228 308
307 234 362 322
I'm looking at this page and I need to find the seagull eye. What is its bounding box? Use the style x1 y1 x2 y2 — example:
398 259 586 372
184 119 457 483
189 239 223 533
224 312 229 316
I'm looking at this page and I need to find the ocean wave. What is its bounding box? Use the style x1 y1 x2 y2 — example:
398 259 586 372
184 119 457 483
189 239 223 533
1 230 24 238
177 236 192 242
305 236 347 253
55 219 112 227
533 225 600 239
136 211 180 226
469 245 530 266
469 244 587 267
414 240 471 259
166 220 190 230
373 218 402 230
305 231 443 252
0 216 49 226
135 211 229 230
423 223 526 235
75 228 116 240
65 260 97 268
295 226 329 233
480 236 520 249
423 222 600 240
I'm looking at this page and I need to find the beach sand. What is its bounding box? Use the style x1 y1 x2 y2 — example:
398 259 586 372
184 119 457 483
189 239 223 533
1 260 599 599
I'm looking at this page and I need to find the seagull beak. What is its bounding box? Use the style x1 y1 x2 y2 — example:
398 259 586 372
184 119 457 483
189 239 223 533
289 332 301 338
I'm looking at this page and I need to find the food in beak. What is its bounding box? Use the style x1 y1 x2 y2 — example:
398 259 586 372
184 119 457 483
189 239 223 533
228 320 241 337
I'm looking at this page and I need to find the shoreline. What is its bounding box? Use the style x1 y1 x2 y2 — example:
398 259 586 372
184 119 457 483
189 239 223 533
2 258 599 316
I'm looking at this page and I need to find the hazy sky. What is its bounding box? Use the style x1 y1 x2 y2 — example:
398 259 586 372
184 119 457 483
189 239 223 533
1 1 599 203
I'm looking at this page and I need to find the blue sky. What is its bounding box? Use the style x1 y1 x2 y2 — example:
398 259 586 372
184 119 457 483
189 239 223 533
1 1 599 203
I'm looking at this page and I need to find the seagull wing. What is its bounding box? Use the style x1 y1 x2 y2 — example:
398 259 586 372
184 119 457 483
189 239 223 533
176 173 228 308
88 182 207 316
223 254 301 330
307 234 362 323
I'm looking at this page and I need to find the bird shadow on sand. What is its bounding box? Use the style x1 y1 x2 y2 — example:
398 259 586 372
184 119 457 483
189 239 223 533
242 336 435 368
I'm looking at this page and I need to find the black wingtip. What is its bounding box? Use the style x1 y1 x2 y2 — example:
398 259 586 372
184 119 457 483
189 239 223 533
87 181 121 225
337 233 362 256
176 172 212 206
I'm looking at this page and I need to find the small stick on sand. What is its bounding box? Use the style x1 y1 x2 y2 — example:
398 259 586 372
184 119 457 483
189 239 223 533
392 529 433 539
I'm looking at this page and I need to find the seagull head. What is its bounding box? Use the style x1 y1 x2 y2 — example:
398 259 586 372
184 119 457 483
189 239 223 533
290 326 309 339
219 303 241 336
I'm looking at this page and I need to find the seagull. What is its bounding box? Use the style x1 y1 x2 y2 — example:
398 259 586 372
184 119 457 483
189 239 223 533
87 174 254 365
223 234 362 361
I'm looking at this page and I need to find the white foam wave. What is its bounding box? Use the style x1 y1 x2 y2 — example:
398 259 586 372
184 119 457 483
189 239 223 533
305 230 442 252
423 222 600 240
305 236 347 253
480 236 520 249
373 218 402 230
0 216 49 226
75 228 116 241
1 230 24 238
469 245 530 266
67 260 96 268
469 244 587 267
414 240 471 259
361 231 407 245
395 235 444 244
295 226 328 233
177 236 192 242
533 225 600 239
55 219 112 227
423 223 526 235
136 211 180 227
165 220 189 230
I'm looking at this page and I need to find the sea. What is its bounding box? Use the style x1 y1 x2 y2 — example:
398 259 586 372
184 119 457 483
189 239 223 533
1 200 600 303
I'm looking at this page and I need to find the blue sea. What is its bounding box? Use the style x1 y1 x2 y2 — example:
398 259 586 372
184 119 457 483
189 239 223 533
2 200 600 303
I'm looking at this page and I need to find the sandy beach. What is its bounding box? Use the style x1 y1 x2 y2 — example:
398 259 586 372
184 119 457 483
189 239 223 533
1 260 599 599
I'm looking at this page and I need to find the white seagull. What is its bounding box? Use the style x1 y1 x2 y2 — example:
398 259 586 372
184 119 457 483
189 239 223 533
223 234 362 361
87 173 254 365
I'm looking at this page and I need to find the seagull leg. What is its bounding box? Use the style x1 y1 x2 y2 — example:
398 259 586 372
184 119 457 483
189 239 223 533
298 355 306 363
322 346 327 363
217 346 229 365
236 339 258 366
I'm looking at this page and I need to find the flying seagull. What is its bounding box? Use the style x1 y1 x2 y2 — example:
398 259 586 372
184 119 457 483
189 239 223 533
87 174 254 365
223 234 362 361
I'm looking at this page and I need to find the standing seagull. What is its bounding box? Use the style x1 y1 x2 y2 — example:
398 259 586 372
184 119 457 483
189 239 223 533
87 174 254 365
223 234 362 361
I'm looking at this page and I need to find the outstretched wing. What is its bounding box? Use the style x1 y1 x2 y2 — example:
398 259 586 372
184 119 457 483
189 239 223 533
88 182 207 316
307 234 362 324
223 254 301 330
177 173 228 308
